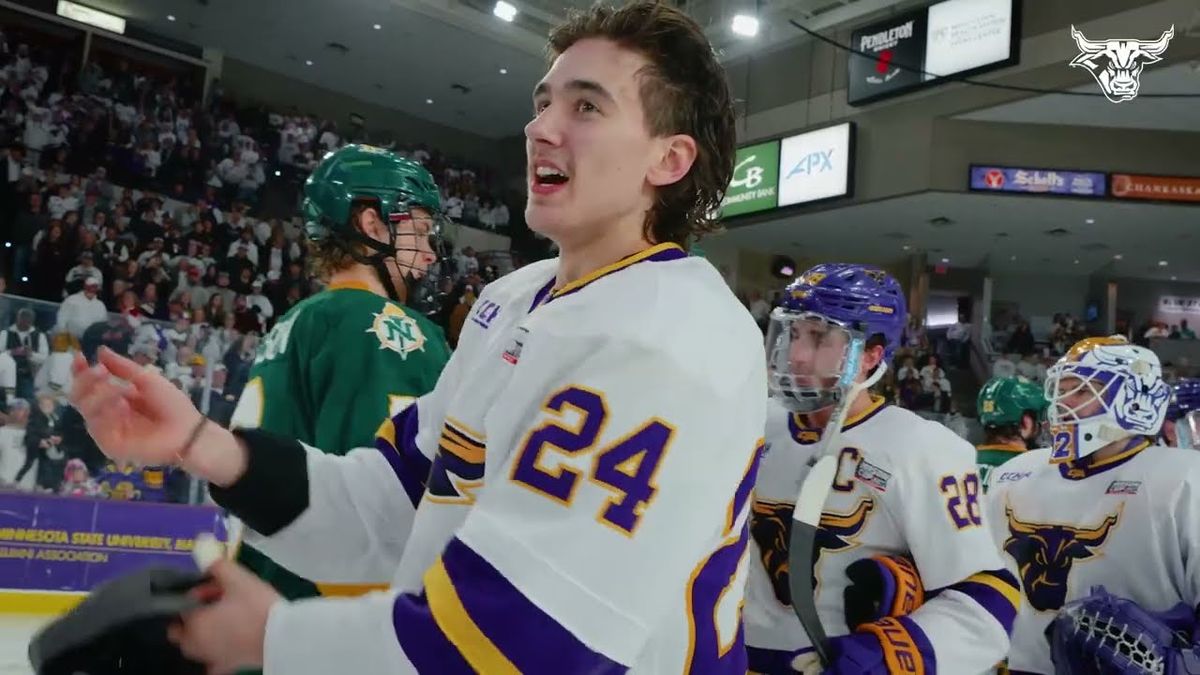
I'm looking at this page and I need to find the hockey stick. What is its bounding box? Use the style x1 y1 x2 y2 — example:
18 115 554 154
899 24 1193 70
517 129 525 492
787 359 886 668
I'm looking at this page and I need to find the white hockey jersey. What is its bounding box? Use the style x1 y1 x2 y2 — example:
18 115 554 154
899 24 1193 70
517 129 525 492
745 398 1018 674
984 439 1200 674
242 243 770 674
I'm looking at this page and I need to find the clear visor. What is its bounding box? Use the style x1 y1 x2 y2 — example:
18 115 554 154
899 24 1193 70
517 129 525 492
1176 410 1200 450
1045 367 1114 427
766 307 866 413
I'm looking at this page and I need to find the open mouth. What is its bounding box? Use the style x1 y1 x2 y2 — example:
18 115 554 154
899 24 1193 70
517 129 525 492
533 164 570 186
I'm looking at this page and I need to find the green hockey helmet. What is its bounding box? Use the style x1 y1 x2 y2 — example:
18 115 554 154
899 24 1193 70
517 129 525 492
301 144 448 304
977 376 1049 427
302 144 442 242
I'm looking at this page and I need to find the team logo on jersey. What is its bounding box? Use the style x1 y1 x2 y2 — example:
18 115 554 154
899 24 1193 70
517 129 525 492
367 304 426 359
750 497 875 606
426 421 486 505
1003 503 1122 612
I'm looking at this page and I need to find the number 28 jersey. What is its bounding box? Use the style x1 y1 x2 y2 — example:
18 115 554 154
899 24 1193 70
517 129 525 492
744 399 1018 673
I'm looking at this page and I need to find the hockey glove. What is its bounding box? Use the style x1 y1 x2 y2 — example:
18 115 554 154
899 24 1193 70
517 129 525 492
843 554 926 630
1048 585 1200 675
797 616 935 675
29 565 210 675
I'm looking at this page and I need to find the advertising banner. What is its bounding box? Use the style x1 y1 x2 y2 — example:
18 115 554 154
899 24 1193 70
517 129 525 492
969 166 1107 197
848 10 927 105
0 491 228 592
1111 174 1200 203
778 123 854 207
721 140 780 217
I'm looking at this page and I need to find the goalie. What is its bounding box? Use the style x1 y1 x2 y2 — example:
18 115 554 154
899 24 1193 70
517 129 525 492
985 337 1200 674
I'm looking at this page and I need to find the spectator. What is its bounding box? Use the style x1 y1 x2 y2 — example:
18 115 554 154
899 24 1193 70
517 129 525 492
32 220 72 300
1181 320 1196 340
992 353 1018 379
64 250 103 293
1006 320 1035 356
1144 322 1169 340
18 390 66 491
0 397 31 489
33 332 76 395
55 277 107 339
11 191 47 284
0 307 49 401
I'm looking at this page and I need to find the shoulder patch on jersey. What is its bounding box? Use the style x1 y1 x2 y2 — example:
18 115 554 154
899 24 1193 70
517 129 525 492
1105 480 1141 495
854 459 891 492
367 304 427 359
502 326 529 365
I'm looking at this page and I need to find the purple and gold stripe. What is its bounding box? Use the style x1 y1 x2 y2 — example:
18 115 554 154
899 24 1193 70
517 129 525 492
946 569 1020 635
1058 437 1151 481
373 402 431 508
399 536 625 674
536 243 688 308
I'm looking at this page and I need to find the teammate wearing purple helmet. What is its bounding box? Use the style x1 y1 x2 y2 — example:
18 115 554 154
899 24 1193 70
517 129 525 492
744 263 1017 674
1164 378 1200 449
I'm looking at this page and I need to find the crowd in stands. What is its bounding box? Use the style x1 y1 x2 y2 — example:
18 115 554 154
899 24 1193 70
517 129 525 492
0 25 523 500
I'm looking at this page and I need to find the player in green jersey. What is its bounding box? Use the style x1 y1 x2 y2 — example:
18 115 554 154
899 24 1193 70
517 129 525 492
228 144 452 607
975 376 1048 490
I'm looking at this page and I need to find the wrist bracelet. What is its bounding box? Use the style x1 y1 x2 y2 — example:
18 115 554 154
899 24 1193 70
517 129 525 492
175 414 209 466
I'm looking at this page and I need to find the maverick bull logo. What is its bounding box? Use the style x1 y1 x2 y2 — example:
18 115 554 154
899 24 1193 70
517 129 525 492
1069 25 1174 103
751 498 874 606
1004 505 1121 612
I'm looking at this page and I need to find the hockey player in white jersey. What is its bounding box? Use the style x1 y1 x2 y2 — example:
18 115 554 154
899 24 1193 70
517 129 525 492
985 337 1200 674
67 3 769 674
745 263 1018 674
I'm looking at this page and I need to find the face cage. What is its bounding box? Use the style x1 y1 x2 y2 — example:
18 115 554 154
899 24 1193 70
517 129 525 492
766 308 867 413
1045 363 1120 429
385 203 453 314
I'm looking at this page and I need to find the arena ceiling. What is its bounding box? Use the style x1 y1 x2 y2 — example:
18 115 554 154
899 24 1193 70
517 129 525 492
93 0 916 138
719 191 1200 283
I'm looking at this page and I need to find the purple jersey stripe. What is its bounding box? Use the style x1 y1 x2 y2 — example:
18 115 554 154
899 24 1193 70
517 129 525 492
438 536 626 674
374 402 430 507
391 589 476 674
949 577 1019 635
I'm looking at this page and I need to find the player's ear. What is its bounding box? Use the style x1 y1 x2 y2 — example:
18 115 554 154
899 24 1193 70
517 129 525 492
1020 413 1036 440
646 134 697 187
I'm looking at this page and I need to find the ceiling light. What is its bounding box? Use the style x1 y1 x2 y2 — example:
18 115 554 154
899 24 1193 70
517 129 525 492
1010 255 1017 261
941 257 950 264
1113 254 1123 260
1085 218 1095 224
426 98 434 104
731 14 759 37
1159 260 1169 266
373 23 382 30
305 59 313 66
493 1 517 22
1074 259 1080 264
902 245 911 251
499 68 508 75
167 14 176 21
274 170 281 177
1171 276 1178 281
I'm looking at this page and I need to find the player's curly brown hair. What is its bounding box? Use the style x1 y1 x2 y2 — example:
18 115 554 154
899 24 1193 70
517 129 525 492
305 202 376 281
547 1 737 249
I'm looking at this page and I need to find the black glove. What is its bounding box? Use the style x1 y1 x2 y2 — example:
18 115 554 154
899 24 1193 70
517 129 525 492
29 566 210 675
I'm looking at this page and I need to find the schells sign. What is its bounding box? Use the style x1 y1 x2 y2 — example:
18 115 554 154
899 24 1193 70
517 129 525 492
720 140 780 217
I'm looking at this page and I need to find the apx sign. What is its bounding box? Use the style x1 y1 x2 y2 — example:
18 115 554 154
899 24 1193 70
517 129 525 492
778 123 854 207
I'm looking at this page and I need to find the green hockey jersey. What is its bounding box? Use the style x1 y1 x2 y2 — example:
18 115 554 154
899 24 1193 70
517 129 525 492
229 281 450 601
976 442 1026 491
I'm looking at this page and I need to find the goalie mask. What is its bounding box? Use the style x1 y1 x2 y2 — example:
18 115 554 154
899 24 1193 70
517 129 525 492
767 263 906 413
302 144 451 308
1045 336 1171 463
1167 379 1200 450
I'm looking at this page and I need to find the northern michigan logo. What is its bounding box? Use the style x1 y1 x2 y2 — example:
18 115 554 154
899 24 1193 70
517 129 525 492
1069 25 1174 103
368 304 426 359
